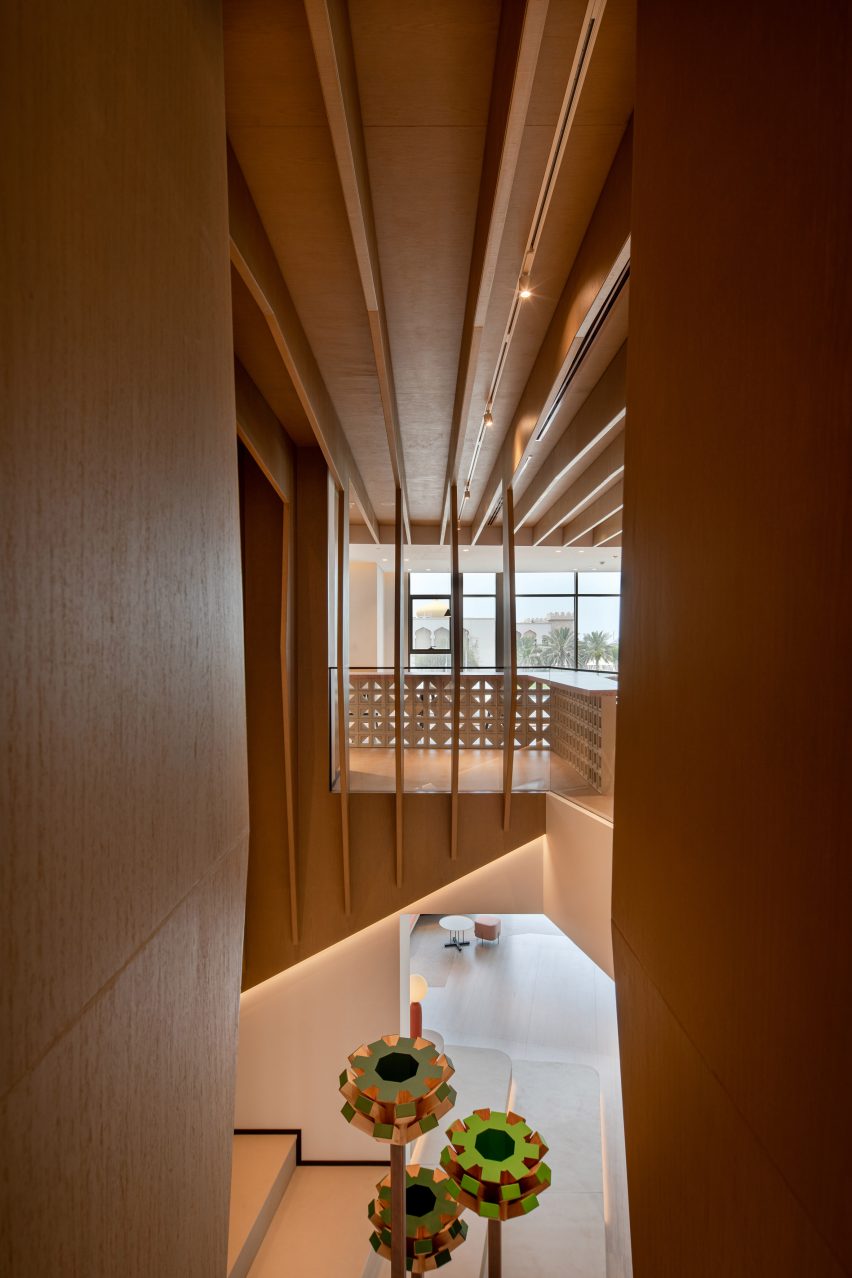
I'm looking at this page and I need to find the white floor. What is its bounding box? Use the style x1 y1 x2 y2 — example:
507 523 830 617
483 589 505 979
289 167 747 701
240 914 632 1278
411 914 632 1278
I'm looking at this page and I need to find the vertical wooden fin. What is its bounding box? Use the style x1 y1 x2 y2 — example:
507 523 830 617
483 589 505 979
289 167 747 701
450 483 463 859
280 499 299 944
390 1142 406 1278
336 484 351 913
393 487 404 886
502 485 517 829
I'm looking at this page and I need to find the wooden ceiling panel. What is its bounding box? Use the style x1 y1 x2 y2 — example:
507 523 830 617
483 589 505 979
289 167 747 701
349 0 501 128
230 264 315 447
225 0 397 519
460 0 636 522
223 0 634 527
224 0 328 128
364 126 489 519
349 0 500 518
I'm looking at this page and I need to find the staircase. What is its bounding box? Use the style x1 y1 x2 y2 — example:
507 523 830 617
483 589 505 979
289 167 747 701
228 1046 512 1278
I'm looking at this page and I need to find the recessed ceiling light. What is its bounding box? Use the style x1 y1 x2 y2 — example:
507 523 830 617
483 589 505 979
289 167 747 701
483 408 494 429
381 557 388 562
462 547 470 553
519 273 532 299
578 549 585 555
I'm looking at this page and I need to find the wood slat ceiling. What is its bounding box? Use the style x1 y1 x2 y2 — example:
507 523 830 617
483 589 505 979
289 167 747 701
351 0 501 521
223 0 635 535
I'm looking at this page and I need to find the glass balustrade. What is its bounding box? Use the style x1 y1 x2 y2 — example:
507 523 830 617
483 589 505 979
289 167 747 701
328 665 617 799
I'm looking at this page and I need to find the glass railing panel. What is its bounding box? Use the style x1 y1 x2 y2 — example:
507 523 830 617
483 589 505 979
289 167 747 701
329 666 616 796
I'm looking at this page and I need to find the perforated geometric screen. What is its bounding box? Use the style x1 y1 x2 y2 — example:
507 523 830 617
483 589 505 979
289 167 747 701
348 673 606 790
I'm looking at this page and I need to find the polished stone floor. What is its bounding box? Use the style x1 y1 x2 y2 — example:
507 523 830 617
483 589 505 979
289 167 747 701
411 913 632 1278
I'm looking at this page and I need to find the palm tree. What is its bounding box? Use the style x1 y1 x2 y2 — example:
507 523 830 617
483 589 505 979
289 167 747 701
578 630 616 670
540 626 575 668
516 632 541 668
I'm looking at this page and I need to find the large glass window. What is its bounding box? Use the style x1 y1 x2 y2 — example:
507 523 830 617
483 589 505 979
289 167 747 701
462 572 496 669
408 571 497 669
515 573 575 668
514 569 621 671
577 571 620 671
410 589 451 668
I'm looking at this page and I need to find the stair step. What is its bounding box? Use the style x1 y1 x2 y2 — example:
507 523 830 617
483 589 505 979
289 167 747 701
227 1133 298 1278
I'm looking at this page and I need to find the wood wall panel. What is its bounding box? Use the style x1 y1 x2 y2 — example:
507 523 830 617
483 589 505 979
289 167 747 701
614 2 852 1272
1 845 248 1277
238 445 292 990
234 449 548 984
613 934 846 1278
1 0 248 1271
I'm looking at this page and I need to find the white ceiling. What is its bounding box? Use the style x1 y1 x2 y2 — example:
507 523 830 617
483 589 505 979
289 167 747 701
350 541 621 573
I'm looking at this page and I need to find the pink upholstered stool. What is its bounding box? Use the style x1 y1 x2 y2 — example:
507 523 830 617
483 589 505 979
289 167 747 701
474 915 501 945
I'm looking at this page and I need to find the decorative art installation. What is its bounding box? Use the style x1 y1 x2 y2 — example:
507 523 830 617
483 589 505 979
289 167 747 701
441 1108 552 1277
339 1034 457 1144
340 1034 459 1277
368 1164 468 1272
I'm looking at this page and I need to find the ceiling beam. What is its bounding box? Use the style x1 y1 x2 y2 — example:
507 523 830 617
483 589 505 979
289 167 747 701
234 359 294 502
227 143 380 542
470 122 633 541
438 0 550 540
514 342 626 529
592 510 623 545
560 478 623 545
303 0 411 543
532 433 624 543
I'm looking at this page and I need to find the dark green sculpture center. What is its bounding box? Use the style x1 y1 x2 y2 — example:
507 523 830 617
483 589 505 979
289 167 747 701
406 1184 437 1217
475 1128 515 1162
375 1051 418 1083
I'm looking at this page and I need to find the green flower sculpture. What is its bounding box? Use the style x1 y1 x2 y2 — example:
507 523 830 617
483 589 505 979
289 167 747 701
340 1034 457 1145
368 1164 468 1272
440 1108 552 1221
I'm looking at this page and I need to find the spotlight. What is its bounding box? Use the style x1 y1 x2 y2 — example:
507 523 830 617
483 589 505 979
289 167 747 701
483 408 494 429
519 273 532 299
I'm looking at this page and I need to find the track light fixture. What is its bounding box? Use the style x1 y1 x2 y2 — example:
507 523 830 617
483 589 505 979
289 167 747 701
483 407 494 429
519 273 532 299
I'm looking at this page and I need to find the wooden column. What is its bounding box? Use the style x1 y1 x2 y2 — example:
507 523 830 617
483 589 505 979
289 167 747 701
449 482 463 859
488 1218 502 1278
390 1142 406 1278
501 484 517 829
281 499 299 943
393 487 405 886
335 484 351 914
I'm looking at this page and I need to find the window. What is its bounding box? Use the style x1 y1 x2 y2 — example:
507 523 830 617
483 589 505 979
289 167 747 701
407 571 496 669
577 572 620 670
462 572 496 668
515 573 575 668
514 570 621 671
409 593 451 667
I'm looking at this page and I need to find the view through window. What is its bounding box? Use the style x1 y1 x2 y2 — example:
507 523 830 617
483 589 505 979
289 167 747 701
408 569 619 671
516 570 620 671
409 572 497 669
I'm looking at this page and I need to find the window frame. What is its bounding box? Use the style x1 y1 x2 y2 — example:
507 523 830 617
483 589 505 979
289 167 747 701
514 571 621 671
